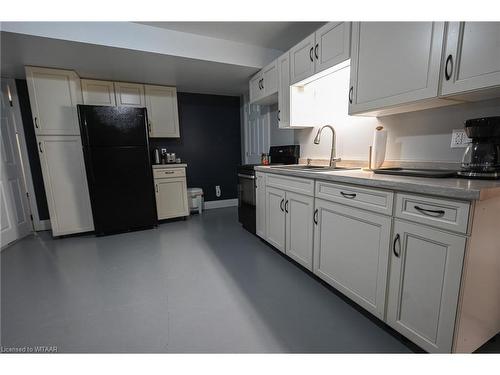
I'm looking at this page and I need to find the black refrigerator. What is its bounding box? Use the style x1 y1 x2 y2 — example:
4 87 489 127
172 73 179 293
78 105 157 236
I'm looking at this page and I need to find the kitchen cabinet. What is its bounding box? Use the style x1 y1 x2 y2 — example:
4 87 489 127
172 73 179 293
25 66 83 136
290 22 351 85
154 167 188 220
285 191 314 270
313 198 391 318
37 136 94 236
249 60 278 105
81 79 116 106
277 52 291 128
386 219 466 353
265 186 286 253
348 22 446 116
114 82 146 107
256 172 266 239
441 22 500 99
145 85 180 138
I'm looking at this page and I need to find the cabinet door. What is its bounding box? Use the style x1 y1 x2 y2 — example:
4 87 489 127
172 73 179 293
145 85 180 138
262 60 278 97
25 67 83 136
349 22 445 114
37 136 94 236
441 22 500 96
289 33 316 85
265 186 286 253
249 72 263 104
81 79 116 106
387 220 466 353
277 53 291 128
255 172 266 239
314 22 351 74
114 82 146 107
313 199 391 319
285 192 314 270
155 177 188 220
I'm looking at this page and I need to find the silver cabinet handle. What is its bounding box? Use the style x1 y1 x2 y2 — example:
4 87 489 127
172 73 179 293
285 200 289 213
38 141 43 153
414 205 445 217
34 117 39 128
280 198 284 212
340 191 356 199
314 209 318 225
393 234 401 257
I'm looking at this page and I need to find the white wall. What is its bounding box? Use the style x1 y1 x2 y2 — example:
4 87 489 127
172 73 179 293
293 65 500 163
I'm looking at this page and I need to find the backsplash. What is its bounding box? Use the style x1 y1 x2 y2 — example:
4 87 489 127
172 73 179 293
293 65 500 165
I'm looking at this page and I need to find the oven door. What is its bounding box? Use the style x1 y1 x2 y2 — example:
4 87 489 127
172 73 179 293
238 173 256 233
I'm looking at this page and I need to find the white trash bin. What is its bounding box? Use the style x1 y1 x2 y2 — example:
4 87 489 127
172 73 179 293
187 188 204 214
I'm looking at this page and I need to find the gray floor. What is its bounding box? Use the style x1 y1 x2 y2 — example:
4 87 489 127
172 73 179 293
1 208 498 353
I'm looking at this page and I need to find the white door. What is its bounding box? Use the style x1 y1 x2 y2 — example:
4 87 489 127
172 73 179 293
387 220 466 353
37 136 94 236
441 22 500 96
285 192 314 270
349 22 445 114
315 22 351 74
114 82 146 107
145 85 180 138
277 52 291 128
1 82 32 248
25 67 83 135
244 102 270 165
155 177 188 220
262 61 278 97
289 33 316 85
265 186 286 253
81 79 116 106
255 172 266 239
249 72 263 104
313 199 391 319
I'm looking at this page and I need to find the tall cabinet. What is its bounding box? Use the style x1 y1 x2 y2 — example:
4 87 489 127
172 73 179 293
25 66 94 236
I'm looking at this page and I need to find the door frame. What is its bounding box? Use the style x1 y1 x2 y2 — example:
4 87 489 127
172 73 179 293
3 78 50 232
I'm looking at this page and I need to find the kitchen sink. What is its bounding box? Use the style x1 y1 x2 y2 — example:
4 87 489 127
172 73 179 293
270 165 360 172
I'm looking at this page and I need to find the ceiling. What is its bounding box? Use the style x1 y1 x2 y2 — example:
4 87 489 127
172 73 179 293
136 22 325 51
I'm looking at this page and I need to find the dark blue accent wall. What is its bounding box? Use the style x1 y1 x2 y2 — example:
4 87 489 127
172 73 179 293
149 92 241 202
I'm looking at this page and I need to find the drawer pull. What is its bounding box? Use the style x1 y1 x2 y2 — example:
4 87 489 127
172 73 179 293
393 234 401 257
280 198 284 212
340 191 357 199
164 171 175 174
314 209 318 225
285 200 289 213
414 205 445 217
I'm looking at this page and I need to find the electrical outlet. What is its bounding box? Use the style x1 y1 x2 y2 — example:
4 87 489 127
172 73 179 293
450 129 471 148
215 186 221 198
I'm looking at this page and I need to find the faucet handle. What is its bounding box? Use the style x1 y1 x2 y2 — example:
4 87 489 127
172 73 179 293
331 157 342 162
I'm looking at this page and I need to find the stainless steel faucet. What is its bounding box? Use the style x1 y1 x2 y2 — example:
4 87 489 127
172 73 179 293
313 125 341 168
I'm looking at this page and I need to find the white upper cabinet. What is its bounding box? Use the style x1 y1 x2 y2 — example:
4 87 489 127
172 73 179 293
441 22 500 98
386 219 466 353
25 67 83 136
249 60 278 105
289 33 316 85
145 85 180 138
290 22 351 85
81 79 116 106
313 198 391 319
114 82 146 107
349 22 446 116
277 52 291 128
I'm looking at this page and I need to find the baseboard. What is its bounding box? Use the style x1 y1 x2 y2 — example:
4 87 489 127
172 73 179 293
204 199 238 210
35 220 51 231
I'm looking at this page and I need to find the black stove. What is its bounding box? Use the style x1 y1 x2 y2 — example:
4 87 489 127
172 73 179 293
237 145 300 234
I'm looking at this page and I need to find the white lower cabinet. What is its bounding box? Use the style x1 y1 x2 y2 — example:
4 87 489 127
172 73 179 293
154 169 188 220
386 219 466 353
313 198 391 319
265 186 286 253
255 172 266 239
37 135 94 236
285 192 314 270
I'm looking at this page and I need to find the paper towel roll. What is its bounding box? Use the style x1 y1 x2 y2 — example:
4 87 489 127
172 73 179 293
371 126 387 169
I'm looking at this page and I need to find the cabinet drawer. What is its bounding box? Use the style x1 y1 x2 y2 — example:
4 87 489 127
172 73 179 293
266 173 314 196
315 181 393 215
395 193 470 233
153 168 186 179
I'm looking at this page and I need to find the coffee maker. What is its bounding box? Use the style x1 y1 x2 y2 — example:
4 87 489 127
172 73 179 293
457 116 500 179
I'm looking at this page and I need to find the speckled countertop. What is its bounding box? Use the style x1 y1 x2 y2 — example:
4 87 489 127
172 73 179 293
255 165 500 201
152 163 187 169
